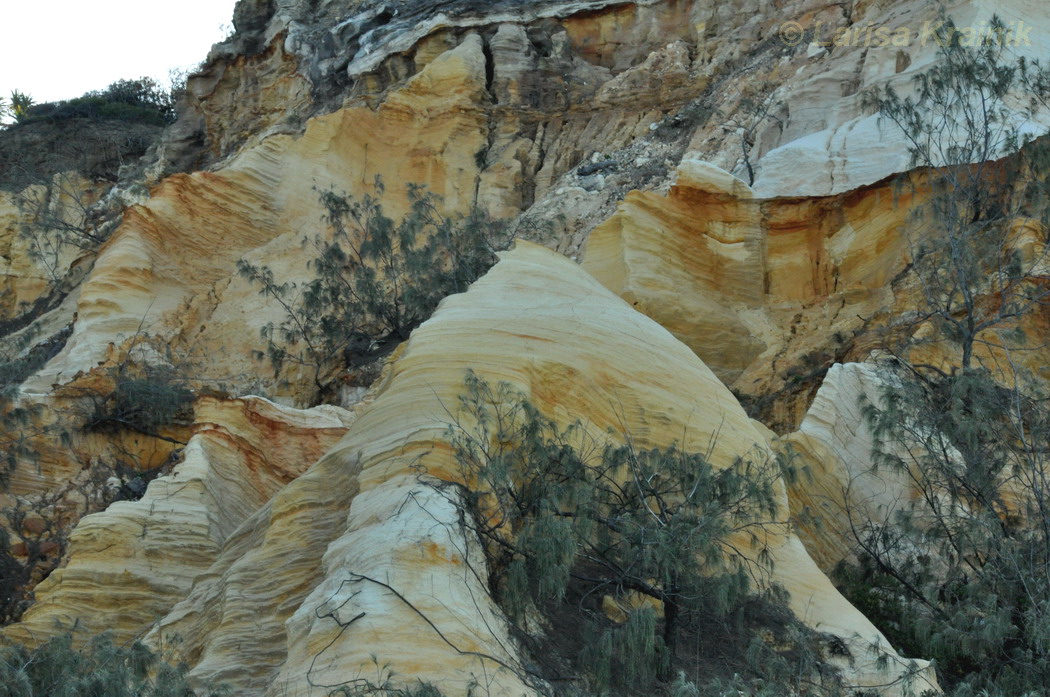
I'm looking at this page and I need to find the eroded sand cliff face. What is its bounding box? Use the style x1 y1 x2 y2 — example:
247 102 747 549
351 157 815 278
15 0 1050 404
2 0 1048 694
11 245 936 695
3 397 354 648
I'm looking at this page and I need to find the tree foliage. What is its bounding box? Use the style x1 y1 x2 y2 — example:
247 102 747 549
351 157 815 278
836 15 1050 696
3 91 35 124
863 14 1050 370
0 632 225 697
15 78 175 127
13 172 108 290
239 180 510 398
72 336 194 441
844 367 1050 695
0 326 187 624
439 372 840 695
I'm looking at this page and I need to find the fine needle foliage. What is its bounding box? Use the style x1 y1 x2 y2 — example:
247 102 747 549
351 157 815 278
69 333 195 441
437 371 842 696
0 632 226 697
834 13 1050 697
862 13 1050 371
842 369 1050 695
239 178 510 400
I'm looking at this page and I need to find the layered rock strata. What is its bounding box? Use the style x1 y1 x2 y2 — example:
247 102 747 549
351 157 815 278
132 244 932 696
2 397 353 647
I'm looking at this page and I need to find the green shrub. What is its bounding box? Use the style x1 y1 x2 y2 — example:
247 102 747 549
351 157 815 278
17 77 176 127
240 179 511 399
81 370 193 438
75 338 194 439
0 632 224 696
0 525 32 626
438 372 840 695
836 368 1050 695
833 13 1050 696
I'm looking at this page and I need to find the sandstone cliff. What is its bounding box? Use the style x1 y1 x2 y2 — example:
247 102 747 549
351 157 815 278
10 244 935 695
1 0 1048 695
